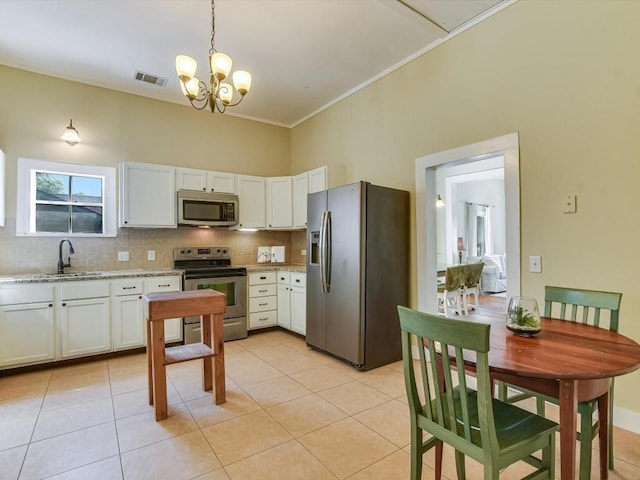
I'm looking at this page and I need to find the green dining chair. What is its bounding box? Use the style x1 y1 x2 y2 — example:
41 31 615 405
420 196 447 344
498 286 622 480
398 306 558 480
437 265 467 316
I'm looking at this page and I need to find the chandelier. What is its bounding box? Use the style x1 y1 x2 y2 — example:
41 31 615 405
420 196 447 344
175 0 251 113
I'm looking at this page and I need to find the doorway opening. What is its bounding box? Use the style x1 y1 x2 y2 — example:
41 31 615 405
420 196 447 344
414 133 521 313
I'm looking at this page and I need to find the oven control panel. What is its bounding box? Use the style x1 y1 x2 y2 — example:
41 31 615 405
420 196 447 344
174 246 231 261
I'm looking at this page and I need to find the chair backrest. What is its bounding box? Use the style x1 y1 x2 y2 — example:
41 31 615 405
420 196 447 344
544 286 622 332
444 265 467 291
397 305 497 458
463 263 484 289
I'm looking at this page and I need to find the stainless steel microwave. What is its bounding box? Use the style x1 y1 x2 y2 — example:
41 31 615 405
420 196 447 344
177 190 238 227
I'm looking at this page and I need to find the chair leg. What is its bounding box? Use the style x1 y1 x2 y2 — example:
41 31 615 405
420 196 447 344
454 450 466 480
535 396 546 416
435 441 443 480
410 423 423 480
578 404 593 480
542 431 555 479
497 381 507 401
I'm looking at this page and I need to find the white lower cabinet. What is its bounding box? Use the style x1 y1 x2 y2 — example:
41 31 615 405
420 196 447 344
248 271 277 329
0 283 55 367
277 272 291 329
0 273 185 369
112 278 145 351
290 273 306 335
59 281 111 358
145 276 183 343
275 271 306 335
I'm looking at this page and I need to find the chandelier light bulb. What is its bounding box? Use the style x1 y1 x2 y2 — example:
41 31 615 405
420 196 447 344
232 70 251 95
175 55 197 79
218 83 233 104
210 52 232 80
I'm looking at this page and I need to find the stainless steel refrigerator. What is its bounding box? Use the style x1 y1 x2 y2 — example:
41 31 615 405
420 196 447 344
306 181 410 370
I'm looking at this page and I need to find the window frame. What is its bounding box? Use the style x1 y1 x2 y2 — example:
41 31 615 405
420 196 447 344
17 158 117 237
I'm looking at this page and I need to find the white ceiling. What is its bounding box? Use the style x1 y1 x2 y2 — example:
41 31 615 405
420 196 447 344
0 0 511 127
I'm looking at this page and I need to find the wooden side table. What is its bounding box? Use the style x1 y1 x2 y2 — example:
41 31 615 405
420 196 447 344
143 289 226 421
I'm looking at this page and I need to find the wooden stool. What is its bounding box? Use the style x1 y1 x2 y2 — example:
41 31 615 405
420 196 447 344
143 290 226 421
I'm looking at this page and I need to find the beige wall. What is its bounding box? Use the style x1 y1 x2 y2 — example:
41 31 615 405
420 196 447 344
291 1 640 413
0 65 302 273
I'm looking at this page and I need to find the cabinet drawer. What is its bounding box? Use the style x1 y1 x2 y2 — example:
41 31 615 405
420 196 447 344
249 296 277 312
277 271 290 284
249 272 276 285
0 284 54 305
113 279 144 296
249 310 277 329
145 276 181 292
249 284 277 297
290 273 306 287
59 281 110 300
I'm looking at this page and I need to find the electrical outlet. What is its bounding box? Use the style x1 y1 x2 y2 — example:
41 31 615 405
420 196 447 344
147 250 156 261
118 251 129 262
301 249 307 256
529 255 541 273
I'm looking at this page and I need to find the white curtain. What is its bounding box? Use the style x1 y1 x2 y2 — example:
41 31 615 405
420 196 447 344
485 206 493 255
465 202 494 257
465 202 477 258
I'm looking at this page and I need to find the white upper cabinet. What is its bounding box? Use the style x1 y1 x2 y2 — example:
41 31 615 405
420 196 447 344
292 173 308 228
176 167 236 194
266 177 293 228
308 165 346 194
120 162 176 228
236 175 265 229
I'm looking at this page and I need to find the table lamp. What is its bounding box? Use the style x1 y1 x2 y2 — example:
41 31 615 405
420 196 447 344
457 237 466 264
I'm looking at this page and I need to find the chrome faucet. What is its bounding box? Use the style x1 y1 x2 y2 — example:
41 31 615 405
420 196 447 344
57 238 75 274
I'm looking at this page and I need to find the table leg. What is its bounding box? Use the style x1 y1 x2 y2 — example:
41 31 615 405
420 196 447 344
146 317 153 406
151 320 168 421
598 392 610 480
559 379 578 480
202 313 213 392
213 313 226 405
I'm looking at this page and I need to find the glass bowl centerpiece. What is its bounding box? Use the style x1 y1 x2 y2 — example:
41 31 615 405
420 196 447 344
506 296 541 337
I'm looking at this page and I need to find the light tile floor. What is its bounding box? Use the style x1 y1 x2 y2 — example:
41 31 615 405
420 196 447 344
1 329 639 479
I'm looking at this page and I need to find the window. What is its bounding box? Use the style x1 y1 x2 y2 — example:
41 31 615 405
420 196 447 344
17 158 116 237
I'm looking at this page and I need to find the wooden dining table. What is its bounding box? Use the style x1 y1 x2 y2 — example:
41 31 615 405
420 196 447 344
461 315 640 480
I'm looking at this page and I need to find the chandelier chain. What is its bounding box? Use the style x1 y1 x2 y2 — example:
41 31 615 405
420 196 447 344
209 0 216 55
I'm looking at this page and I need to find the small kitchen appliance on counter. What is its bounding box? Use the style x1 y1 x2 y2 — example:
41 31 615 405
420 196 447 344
174 246 247 342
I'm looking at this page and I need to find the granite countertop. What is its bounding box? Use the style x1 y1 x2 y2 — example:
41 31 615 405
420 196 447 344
0 268 184 285
243 264 306 273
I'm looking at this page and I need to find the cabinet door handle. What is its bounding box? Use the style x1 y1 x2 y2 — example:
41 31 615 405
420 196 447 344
259 317 268 321
258 302 268 306
157 284 171 288
48 303 53 307
258 289 268 293
260 276 266 280
122 286 136 290
62 302 66 307
138 296 142 299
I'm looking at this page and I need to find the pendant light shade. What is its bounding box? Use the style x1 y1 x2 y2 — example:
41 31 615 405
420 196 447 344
60 119 81 146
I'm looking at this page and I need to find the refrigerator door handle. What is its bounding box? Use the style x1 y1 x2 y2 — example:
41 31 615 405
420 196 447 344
319 211 331 293
325 210 331 292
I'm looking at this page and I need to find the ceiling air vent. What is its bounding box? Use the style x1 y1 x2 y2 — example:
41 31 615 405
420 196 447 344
134 70 167 87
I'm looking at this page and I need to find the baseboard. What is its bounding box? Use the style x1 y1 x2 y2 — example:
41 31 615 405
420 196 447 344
410 345 640 434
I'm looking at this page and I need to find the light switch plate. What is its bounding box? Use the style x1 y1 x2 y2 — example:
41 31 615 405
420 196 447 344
564 194 576 213
147 250 155 261
118 251 129 262
529 255 542 273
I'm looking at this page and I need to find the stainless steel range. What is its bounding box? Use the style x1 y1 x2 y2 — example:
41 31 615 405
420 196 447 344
174 247 247 343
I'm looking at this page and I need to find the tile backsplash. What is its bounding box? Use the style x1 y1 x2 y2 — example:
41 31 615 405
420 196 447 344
0 219 307 275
